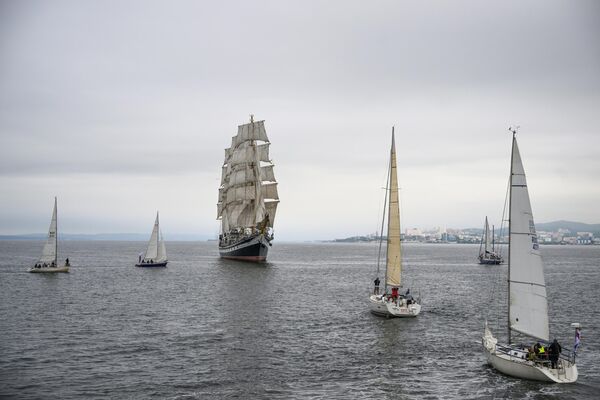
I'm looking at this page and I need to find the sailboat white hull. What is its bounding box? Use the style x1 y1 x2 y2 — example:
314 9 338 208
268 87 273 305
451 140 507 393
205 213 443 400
482 326 577 383
369 295 421 318
28 266 69 273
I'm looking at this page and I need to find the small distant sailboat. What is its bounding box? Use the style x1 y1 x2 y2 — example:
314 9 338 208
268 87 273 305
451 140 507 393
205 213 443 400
369 128 421 318
28 197 70 273
136 212 168 267
482 128 578 383
478 216 503 264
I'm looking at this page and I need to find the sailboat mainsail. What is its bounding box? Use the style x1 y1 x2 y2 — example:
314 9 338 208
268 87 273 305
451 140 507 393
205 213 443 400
369 127 421 318
482 129 578 383
137 212 168 267
508 138 548 341
217 116 279 262
484 217 491 254
385 133 401 288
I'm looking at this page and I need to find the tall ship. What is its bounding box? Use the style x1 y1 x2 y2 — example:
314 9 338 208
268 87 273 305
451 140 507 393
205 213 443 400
217 116 279 261
478 216 503 264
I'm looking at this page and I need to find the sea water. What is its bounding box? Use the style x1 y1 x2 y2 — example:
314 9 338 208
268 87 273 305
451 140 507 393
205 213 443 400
1 241 598 399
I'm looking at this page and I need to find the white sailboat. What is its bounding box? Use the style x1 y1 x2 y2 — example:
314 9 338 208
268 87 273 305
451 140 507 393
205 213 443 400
28 197 70 273
369 128 421 318
478 216 503 264
482 129 578 383
136 212 168 267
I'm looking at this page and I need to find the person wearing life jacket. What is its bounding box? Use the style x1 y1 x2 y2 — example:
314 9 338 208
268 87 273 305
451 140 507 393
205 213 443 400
538 344 547 360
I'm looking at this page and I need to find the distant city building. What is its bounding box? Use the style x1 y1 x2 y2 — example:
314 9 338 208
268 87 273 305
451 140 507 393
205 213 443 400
333 224 597 245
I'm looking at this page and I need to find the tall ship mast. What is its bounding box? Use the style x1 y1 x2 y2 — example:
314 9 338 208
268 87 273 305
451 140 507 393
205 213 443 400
217 116 279 261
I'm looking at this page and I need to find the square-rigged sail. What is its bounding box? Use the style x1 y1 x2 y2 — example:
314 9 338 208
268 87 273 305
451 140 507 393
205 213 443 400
217 119 279 232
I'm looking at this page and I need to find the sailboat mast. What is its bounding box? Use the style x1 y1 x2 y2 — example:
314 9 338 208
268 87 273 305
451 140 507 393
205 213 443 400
507 130 516 345
492 224 495 252
156 212 160 257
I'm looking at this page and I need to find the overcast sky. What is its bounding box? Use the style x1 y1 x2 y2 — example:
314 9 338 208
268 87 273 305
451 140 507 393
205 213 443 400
1 0 599 240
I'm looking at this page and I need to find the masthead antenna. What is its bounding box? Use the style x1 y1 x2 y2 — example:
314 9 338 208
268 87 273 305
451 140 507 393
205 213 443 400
508 125 520 136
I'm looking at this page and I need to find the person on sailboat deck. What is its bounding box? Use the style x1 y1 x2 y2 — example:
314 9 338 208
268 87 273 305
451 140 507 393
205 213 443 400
538 344 547 360
65 258 69 266
391 287 398 299
373 277 380 295
549 339 562 369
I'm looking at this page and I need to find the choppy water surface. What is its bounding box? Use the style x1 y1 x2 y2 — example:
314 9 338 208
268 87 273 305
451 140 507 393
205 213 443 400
1 241 599 399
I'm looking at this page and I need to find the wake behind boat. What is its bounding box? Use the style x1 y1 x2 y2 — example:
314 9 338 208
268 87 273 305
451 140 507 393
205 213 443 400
217 115 279 262
369 128 421 318
482 128 579 383
28 197 70 273
136 212 168 267
478 216 503 264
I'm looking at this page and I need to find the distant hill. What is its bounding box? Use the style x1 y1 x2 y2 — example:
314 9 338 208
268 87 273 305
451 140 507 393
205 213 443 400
535 221 600 235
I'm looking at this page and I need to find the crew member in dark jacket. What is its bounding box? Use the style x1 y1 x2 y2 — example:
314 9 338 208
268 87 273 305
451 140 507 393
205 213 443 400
549 339 562 369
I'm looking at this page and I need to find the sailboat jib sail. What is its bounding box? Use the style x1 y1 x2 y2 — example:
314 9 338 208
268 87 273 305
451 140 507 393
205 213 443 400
217 116 278 262
29 197 69 273
509 138 548 341
137 212 168 267
369 127 421 318
481 129 578 383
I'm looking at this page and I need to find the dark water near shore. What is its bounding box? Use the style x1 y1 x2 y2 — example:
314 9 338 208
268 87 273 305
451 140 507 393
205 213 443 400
1 241 599 399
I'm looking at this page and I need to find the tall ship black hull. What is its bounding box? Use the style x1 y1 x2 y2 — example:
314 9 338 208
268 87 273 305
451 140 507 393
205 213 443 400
219 233 271 262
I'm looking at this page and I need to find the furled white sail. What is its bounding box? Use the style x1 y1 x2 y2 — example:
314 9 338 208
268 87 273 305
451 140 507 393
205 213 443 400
386 132 402 288
509 137 549 341
217 117 278 231
39 197 58 264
